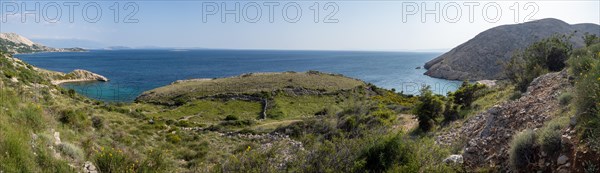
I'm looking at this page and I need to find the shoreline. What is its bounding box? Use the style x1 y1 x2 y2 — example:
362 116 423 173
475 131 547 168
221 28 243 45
51 79 106 85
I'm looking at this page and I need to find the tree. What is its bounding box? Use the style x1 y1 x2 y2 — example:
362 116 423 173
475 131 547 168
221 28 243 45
450 81 486 108
414 86 445 132
504 35 573 92
583 32 600 47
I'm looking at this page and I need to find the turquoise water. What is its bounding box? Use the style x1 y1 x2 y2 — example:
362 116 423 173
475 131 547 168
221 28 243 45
16 50 461 102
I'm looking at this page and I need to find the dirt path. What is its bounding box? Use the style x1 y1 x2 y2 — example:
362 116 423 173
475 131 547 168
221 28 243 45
394 114 418 132
254 119 303 129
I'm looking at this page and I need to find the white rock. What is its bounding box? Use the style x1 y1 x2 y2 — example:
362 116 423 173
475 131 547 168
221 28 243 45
53 131 61 145
83 161 97 173
476 80 497 87
557 155 569 165
443 154 464 164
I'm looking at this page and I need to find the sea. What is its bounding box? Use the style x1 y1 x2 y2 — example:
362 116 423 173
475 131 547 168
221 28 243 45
15 49 462 102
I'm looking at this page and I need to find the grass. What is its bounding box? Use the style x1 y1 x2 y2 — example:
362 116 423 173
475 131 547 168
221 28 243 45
0 88 73 172
568 43 600 151
151 99 262 125
136 71 366 105
0 51 452 173
58 142 85 160
462 84 517 118
270 94 340 119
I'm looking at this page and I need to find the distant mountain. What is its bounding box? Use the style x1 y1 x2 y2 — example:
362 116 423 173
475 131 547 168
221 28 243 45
424 18 600 80
105 46 133 50
0 33 85 54
31 38 107 49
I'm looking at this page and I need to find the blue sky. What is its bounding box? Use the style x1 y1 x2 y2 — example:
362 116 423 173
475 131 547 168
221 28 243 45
1 0 599 50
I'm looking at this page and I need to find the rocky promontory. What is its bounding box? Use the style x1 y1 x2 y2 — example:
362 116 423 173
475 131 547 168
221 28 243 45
51 69 109 85
424 18 600 80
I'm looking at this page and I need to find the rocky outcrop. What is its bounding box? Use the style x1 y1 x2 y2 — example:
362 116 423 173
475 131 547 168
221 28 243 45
0 33 85 54
51 69 109 85
424 18 600 80
0 33 35 46
436 70 571 171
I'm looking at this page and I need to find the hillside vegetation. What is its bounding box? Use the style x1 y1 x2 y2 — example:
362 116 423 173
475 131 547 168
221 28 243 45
433 34 600 172
0 50 460 172
1 34 598 172
136 71 365 105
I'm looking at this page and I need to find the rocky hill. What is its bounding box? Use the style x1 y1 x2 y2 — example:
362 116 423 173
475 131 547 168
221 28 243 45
424 18 600 80
0 33 85 54
435 69 593 172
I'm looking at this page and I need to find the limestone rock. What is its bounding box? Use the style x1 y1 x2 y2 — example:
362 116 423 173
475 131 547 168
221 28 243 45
67 69 109 82
443 154 464 164
51 69 109 85
557 155 569 165
83 161 97 173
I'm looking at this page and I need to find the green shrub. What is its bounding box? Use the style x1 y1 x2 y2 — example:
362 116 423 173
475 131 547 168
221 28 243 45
33 140 74 172
181 142 209 162
277 119 339 139
537 118 567 156
166 133 182 144
387 137 456 172
216 141 288 173
3 69 16 78
0 129 36 172
224 114 239 121
94 147 132 173
558 92 573 106
91 116 104 129
20 104 44 130
359 134 412 172
570 43 600 149
509 129 537 170
266 108 285 119
219 119 256 127
59 109 89 130
584 160 599 173
414 86 445 132
572 50 600 116
449 81 486 107
583 33 600 47
370 105 395 121
314 107 331 116
137 149 170 173
505 35 573 92
94 146 169 173
568 47 597 78
58 142 84 161
443 101 460 122
175 120 192 127
67 89 76 97
510 92 523 100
